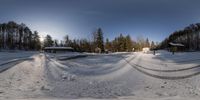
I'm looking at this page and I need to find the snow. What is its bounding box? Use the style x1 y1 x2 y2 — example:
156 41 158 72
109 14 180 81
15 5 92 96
1 50 200 99
0 51 37 63
169 42 184 46
44 47 73 50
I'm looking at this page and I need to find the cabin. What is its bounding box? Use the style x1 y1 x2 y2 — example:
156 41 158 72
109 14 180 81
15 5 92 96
169 42 185 52
95 47 101 53
142 47 150 53
44 47 74 53
132 48 135 52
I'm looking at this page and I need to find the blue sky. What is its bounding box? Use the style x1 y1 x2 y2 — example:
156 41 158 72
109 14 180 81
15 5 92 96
1 0 200 42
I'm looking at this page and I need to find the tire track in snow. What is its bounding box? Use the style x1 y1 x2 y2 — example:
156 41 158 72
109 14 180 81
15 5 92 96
122 56 200 80
45 53 134 78
0 58 33 73
129 62 200 72
124 54 200 72
44 54 69 70
46 53 200 80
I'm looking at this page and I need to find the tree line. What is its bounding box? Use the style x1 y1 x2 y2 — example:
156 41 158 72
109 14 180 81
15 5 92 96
43 28 156 53
159 23 200 51
0 21 41 50
0 21 157 52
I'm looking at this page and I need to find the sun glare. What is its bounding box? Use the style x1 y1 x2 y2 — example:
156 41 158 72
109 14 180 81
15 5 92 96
40 36 44 42
39 33 46 42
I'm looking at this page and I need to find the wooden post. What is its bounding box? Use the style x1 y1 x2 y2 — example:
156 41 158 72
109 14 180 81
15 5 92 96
153 50 156 55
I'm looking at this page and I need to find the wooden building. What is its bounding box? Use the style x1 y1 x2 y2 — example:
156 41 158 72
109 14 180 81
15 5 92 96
169 42 185 52
44 47 74 53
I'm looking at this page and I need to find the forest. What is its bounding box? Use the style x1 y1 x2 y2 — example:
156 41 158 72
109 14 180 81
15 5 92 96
2 21 200 52
0 21 41 50
0 21 165 52
43 28 155 52
159 23 200 51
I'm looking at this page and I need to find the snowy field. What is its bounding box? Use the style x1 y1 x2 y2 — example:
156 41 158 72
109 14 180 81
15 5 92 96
0 51 37 64
1 51 200 100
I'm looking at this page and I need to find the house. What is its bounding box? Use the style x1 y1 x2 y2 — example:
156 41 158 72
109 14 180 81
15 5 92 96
132 48 135 52
95 47 101 53
142 47 150 53
44 47 74 53
169 42 184 47
169 42 185 52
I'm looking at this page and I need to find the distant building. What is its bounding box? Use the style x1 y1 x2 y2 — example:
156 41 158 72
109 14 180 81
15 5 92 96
44 47 74 53
132 48 135 52
142 47 150 53
95 47 101 53
169 42 184 47
169 42 185 52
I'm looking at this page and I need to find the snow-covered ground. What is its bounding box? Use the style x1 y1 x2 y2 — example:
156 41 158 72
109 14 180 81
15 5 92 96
0 51 37 64
1 50 200 100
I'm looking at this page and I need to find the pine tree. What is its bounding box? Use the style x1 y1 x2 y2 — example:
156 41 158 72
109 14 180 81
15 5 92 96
33 31 41 50
64 35 71 46
136 36 145 51
151 41 155 49
54 39 59 47
95 28 104 52
125 35 133 52
44 35 53 47
145 38 150 47
105 38 112 51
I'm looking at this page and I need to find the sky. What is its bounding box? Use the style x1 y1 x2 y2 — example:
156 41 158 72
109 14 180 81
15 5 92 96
0 0 200 42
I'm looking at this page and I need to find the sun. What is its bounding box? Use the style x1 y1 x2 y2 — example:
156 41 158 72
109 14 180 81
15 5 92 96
39 32 46 42
40 36 45 42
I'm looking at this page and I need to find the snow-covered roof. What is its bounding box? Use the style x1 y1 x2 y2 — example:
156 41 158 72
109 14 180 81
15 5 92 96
169 42 184 47
44 47 73 50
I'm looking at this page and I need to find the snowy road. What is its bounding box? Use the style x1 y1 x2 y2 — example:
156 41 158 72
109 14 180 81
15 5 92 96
1 51 200 99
